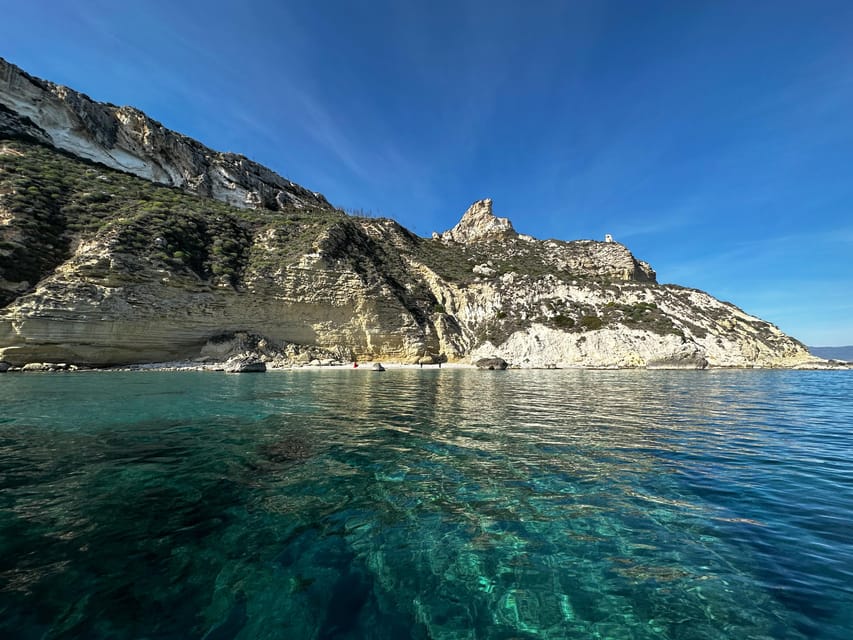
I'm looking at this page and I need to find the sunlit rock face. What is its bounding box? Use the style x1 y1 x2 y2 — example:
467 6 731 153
0 57 330 211
0 59 824 369
0 186 818 369
440 198 517 243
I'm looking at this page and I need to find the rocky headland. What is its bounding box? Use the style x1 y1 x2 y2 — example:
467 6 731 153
0 57 830 370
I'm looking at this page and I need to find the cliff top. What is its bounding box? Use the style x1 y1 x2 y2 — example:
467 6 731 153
0 56 331 212
439 198 518 243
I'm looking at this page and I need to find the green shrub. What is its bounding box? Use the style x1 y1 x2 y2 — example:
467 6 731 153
553 314 575 328
580 315 603 330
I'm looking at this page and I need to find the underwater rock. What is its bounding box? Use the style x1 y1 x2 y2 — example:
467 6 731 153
317 567 371 638
202 591 247 640
259 438 311 464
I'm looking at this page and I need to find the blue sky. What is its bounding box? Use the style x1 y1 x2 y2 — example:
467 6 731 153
4 0 852 345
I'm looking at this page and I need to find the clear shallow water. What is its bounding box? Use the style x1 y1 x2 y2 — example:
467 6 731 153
1 369 851 639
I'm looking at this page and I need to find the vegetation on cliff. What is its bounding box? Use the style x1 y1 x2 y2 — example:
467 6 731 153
0 139 817 368
1 139 653 321
0 140 343 303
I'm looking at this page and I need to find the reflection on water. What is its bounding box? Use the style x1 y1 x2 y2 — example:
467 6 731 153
1 369 852 639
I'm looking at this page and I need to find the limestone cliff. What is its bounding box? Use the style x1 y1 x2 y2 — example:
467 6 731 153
0 57 330 211
0 61 825 369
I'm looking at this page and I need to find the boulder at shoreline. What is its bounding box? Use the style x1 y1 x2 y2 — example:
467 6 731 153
224 357 267 373
475 358 508 370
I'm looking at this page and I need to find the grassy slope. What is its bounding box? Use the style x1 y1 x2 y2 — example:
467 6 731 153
0 139 344 305
1 139 685 345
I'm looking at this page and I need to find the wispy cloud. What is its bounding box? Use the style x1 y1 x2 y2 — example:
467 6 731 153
662 225 853 282
610 203 698 241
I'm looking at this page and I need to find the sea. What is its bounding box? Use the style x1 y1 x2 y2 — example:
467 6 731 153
1 369 851 639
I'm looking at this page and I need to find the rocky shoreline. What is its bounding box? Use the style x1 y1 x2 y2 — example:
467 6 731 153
1 357 847 373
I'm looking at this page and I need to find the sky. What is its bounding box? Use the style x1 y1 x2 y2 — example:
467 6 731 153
3 0 852 345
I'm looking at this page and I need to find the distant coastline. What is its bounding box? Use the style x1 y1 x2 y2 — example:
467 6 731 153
809 346 853 362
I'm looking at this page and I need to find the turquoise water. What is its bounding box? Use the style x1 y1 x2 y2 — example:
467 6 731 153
1 369 851 639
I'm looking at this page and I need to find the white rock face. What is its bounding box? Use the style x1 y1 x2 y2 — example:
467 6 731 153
470 325 687 368
472 263 497 277
441 199 517 243
0 57 330 211
448 277 818 368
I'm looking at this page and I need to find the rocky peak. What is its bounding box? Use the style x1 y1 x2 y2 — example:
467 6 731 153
440 198 517 243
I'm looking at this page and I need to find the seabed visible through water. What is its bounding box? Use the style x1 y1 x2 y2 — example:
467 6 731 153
1 368 851 639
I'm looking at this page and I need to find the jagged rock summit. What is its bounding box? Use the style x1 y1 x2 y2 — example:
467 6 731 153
440 198 517 243
0 57 330 211
0 59 831 370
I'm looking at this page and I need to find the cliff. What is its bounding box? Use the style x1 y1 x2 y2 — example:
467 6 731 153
0 60 824 369
0 57 330 212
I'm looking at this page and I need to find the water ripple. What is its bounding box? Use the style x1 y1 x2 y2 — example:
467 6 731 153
1 369 851 638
